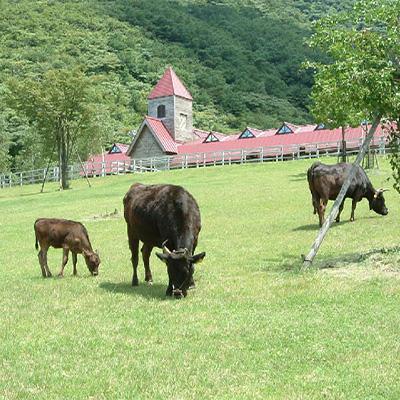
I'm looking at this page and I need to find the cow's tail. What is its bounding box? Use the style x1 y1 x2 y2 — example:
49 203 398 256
307 162 321 215
307 161 321 186
34 219 39 250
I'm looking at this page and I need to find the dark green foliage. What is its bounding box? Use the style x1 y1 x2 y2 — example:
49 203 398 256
0 0 352 173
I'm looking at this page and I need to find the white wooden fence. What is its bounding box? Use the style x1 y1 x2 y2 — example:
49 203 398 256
0 136 389 189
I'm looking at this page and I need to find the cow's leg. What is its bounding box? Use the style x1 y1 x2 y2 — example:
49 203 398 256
37 248 47 278
188 244 196 289
166 280 173 297
41 247 52 277
141 244 153 284
317 199 327 227
129 236 139 286
58 248 69 277
350 199 357 221
336 200 345 223
72 252 78 276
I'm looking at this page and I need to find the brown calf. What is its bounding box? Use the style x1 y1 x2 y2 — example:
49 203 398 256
34 218 100 277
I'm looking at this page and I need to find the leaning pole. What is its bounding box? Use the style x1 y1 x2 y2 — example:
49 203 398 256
302 115 382 268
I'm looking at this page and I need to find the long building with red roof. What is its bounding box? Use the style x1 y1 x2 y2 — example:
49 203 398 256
124 68 389 162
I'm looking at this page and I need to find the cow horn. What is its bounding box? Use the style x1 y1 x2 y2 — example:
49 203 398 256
375 188 389 198
162 240 172 255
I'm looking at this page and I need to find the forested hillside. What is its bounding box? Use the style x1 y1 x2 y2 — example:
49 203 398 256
0 0 353 172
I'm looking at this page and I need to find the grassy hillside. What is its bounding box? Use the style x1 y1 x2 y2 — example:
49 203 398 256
0 0 352 171
0 157 399 399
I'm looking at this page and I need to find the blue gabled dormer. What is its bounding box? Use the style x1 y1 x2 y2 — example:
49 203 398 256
314 123 326 131
203 133 219 143
276 123 293 134
239 128 255 139
109 144 122 154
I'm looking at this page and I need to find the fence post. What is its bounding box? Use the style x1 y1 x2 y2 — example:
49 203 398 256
379 136 385 155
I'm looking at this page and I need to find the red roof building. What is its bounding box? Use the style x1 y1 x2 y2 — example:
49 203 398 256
85 143 131 176
148 67 193 101
125 68 390 163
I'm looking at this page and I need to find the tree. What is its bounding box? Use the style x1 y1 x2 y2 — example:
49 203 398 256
302 0 400 266
6 68 108 189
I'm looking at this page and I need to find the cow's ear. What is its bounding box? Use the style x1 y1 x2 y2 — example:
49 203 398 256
156 252 169 264
191 252 206 264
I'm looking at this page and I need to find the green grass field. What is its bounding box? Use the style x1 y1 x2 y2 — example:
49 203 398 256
0 158 399 399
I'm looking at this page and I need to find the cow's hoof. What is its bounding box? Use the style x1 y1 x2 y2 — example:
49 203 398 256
132 278 139 286
146 280 153 286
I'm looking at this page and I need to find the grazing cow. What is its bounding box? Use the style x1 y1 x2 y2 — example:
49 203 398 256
123 183 206 298
307 162 388 227
34 218 100 277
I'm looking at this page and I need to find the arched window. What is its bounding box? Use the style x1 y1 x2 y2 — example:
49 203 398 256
157 105 166 118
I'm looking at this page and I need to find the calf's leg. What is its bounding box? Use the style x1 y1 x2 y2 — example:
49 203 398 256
37 249 47 278
58 248 69 277
41 247 52 277
141 244 153 284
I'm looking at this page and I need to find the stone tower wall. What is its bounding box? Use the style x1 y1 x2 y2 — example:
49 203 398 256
148 95 193 142
148 96 175 137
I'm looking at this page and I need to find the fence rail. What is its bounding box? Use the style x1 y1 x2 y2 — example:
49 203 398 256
0 136 390 189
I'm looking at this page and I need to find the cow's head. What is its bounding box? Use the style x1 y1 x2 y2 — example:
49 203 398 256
370 188 389 216
156 245 205 298
83 249 101 276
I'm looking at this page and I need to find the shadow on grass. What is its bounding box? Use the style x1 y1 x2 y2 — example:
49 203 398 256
99 281 168 300
316 245 400 270
260 253 303 272
293 214 382 232
289 172 307 182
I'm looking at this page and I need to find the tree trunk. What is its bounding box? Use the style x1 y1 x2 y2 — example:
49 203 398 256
59 132 69 190
341 126 347 162
302 115 381 268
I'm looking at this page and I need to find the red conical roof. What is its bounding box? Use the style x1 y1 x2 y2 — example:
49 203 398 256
148 67 193 100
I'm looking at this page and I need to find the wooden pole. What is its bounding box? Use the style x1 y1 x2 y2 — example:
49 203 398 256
41 142 56 193
302 115 381 268
77 153 91 188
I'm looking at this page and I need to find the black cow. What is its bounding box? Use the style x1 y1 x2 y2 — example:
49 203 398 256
34 218 101 277
123 183 206 298
307 162 388 227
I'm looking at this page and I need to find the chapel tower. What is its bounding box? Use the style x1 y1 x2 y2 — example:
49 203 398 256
147 67 194 142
